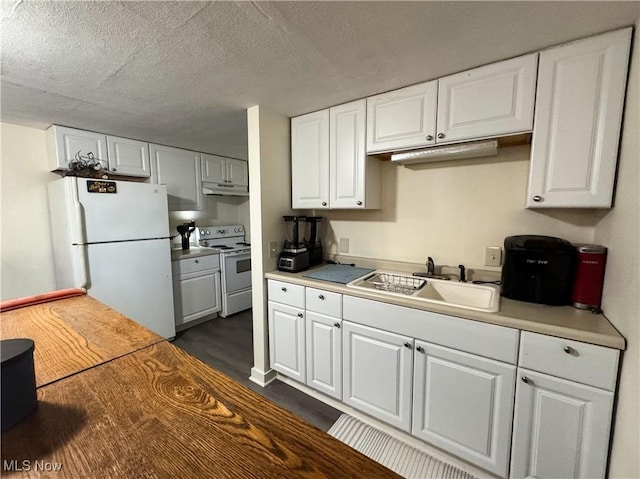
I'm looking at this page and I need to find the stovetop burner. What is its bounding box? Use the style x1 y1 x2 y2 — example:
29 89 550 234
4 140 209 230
211 245 233 250
236 242 251 247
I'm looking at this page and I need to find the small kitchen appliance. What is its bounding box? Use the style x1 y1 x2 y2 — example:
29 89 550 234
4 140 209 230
501 235 577 306
177 221 196 250
305 216 324 267
278 216 310 272
196 225 252 317
571 244 607 310
1 338 37 433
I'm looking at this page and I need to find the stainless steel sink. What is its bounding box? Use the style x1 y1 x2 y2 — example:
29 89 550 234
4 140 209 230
346 270 500 313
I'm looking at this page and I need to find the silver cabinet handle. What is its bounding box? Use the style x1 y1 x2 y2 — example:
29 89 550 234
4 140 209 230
356 200 363 206
564 346 575 354
403 342 412 349
281 287 287 292
416 346 425 353
322 201 327 206
521 376 530 384
426 135 434 141
297 312 303 318
334 322 341 328
533 195 543 202
437 133 445 139
318 294 325 300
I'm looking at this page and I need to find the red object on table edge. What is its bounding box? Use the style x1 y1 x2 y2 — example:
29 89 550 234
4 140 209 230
1 289 86 312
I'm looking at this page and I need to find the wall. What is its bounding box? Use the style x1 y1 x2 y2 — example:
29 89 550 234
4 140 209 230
0 123 58 300
322 144 603 270
594 21 639 479
247 105 292 385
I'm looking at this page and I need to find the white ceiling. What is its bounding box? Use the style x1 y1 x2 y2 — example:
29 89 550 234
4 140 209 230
1 1 638 160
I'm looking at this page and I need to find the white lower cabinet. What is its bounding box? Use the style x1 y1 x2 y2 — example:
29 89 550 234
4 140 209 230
172 255 221 331
306 311 342 400
510 369 614 479
266 281 620 479
342 321 414 432
412 340 516 477
268 301 306 382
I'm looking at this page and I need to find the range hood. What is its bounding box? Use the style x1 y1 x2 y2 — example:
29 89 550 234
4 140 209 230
391 139 499 165
202 182 249 196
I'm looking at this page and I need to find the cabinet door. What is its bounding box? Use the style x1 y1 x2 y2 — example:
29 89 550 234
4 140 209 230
437 53 537 143
268 301 306 382
291 110 330 209
330 99 367 209
226 158 249 187
173 270 221 327
510 368 614 479
366 81 437 154
527 28 632 208
201 153 226 184
106 136 150 177
412 340 516 477
149 144 203 211
306 312 342 400
47 126 108 171
343 321 413 431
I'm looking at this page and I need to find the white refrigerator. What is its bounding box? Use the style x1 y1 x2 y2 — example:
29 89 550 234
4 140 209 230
48 177 176 339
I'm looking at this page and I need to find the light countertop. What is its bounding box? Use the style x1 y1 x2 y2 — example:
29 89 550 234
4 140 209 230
265 265 625 350
171 246 220 261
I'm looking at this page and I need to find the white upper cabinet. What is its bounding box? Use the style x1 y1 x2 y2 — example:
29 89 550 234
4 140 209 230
292 101 381 209
527 28 632 208
291 110 330 209
437 53 538 143
47 125 109 171
106 135 150 177
149 144 203 211
201 154 248 190
366 81 438 154
330 99 381 209
48 126 150 178
365 54 538 154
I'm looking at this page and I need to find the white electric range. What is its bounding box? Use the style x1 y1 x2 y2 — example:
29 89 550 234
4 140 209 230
196 224 251 317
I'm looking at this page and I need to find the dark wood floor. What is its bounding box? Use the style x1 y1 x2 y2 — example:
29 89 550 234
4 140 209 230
172 310 342 432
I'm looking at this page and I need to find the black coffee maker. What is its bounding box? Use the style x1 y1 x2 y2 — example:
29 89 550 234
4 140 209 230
278 216 310 272
177 221 196 250
305 216 324 267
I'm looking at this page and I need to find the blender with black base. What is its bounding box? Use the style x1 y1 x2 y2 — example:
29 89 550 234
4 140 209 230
305 216 324 267
278 216 310 272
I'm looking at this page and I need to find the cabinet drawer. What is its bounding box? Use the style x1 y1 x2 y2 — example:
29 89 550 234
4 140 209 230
268 280 305 308
305 288 341 317
519 332 619 391
173 254 220 276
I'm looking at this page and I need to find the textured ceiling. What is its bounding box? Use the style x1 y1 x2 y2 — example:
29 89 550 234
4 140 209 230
1 1 638 160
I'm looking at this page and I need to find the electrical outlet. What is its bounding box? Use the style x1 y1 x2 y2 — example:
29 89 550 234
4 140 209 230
269 241 279 258
485 246 502 267
339 237 350 253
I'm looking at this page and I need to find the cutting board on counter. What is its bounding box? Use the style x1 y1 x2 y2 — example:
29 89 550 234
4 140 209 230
303 264 374 284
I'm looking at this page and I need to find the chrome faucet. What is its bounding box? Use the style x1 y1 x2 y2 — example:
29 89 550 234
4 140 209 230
458 264 467 283
427 257 435 276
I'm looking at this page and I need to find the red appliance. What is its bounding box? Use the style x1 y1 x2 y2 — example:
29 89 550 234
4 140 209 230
571 244 607 310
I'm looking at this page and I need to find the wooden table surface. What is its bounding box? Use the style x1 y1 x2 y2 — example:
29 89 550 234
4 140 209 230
2 341 399 478
1 296 399 478
0 295 163 387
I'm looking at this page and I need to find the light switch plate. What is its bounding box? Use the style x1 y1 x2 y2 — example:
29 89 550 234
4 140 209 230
339 237 350 253
269 241 279 258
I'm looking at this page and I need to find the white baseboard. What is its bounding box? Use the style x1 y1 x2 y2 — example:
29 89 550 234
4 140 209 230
249 367 277 387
